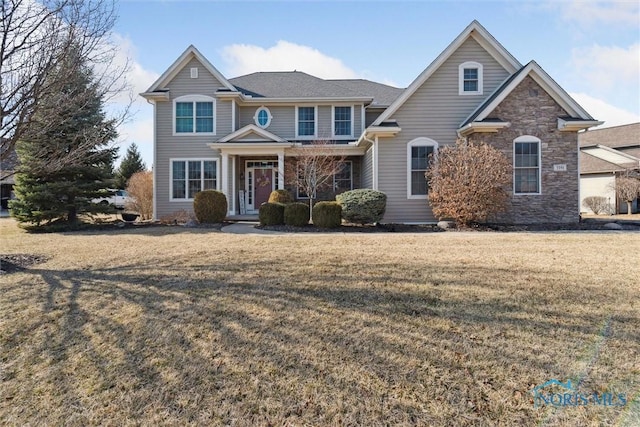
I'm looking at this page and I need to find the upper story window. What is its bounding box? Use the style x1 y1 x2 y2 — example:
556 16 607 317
254 106 272 129
458 61 483 95
407 137 438 199
333 106 353 137
174 95 215 135
514 136 541 195
296 106 316 138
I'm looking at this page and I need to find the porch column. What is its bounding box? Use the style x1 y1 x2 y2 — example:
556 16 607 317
277 150 285 190
230 155 236 215
221 152 229 215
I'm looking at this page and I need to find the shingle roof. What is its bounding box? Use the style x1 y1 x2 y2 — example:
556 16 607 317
228 71 366 99
328 79 403 106
578 122 640 148
227 72 403 105
580 151 632 174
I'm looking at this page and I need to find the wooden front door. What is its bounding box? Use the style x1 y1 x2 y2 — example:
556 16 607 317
254 168 273 208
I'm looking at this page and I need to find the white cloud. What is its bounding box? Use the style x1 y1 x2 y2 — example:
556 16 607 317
571 43 640 92
555 0 639 27
570 92 640 128
221 40 360 79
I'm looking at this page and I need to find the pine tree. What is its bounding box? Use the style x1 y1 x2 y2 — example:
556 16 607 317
10 49 118 226
115 143 146 189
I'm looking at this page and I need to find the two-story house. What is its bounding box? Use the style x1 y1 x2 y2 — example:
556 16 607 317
141 20 601 224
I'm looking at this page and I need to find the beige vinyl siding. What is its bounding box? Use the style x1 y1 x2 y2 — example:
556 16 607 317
154 57 230 219
366 108 385 127
379 37 511 223
239 106 295 140
362 145 373 188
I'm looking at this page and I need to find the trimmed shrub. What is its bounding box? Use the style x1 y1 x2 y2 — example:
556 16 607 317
312 201 342 228
259 202 285 225
268 189 293 204
336 189 387 224
193 190 227 223
582 196 610 215
284 202 310 226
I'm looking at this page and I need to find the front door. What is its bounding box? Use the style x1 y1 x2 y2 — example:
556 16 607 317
254 168 273 208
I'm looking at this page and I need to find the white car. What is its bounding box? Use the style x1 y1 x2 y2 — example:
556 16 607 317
93 190 131 209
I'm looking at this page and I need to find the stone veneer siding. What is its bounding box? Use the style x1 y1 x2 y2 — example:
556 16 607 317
468 76 580 224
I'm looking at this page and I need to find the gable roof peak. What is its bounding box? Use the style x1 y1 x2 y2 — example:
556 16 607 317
372 20 522 126
142 44 236 94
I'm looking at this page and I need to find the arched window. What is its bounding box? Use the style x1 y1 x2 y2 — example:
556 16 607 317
407 137 438 199
459 61 483 95
513 135 541 194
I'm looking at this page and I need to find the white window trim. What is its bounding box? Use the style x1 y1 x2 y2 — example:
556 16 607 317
253 106 272 129
407 137 438 200
295 105 318 139
513 135 542 196
170 158 220 201
333 160 353 191
458 61 483 96
331 105 355 138
173 95 216 136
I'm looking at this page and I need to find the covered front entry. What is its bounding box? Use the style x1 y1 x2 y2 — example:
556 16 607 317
245 160 279 212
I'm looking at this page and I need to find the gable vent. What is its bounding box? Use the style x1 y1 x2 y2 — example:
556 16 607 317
190 67 198 79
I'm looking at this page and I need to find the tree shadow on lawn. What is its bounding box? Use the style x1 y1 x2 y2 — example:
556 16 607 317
2 259 637 425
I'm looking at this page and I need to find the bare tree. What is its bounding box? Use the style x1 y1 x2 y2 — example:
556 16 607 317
615 174 640 215
1 0 127 166
426 138 511 226
285 140 346 219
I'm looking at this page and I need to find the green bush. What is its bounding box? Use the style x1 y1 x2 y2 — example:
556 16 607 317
193 190 227 223
268 189 293 204
312 201 342 228
336 189 387 224
284 202 310 226
259 202 285 226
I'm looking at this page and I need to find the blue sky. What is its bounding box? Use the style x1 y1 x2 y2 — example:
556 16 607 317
111 0 640 167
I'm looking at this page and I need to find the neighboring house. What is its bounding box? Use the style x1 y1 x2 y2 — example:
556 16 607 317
141 20 600 224
0 148 17 210
579 123 640 214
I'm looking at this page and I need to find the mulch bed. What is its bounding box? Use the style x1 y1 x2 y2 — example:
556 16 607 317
257 219 640 233
0 254 49 274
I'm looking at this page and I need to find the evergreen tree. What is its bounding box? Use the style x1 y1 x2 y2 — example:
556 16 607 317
10 49 118 226
115 143 146 189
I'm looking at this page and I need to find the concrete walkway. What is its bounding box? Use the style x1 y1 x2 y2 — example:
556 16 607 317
220 221 284 235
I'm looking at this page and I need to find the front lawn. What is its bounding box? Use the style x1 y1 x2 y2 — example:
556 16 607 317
1 219 638 426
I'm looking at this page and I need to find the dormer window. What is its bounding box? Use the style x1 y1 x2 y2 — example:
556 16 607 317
459 61 483 95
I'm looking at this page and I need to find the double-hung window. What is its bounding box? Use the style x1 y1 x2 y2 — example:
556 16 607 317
334 161 353 192
297 106 316 137
171 159 218 200
174 95 215 134
458 62 483 95
333 106 352 137
514 136 541 194
407 138 438 199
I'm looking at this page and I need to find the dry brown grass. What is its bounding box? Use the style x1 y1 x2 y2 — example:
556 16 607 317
1 218 639 426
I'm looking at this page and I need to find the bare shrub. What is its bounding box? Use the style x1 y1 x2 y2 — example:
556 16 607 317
615 175 640 215
426 139 511 226
582 196 610 215
125 171 153 220
159 210 195 225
